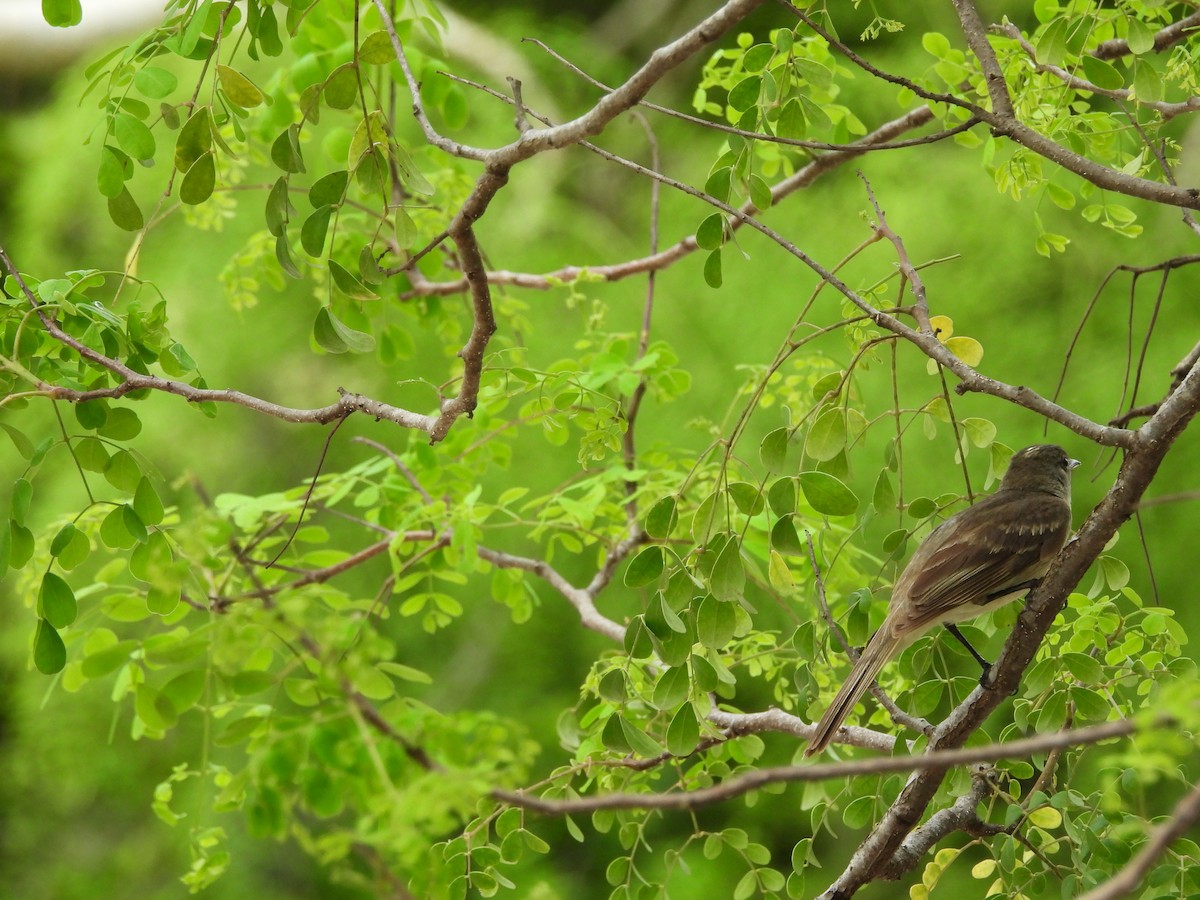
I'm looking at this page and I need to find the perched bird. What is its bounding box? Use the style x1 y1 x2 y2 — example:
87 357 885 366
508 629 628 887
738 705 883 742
805 444 1078 757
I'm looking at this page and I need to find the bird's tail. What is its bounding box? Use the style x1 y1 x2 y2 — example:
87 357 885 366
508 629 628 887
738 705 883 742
804 627 903 757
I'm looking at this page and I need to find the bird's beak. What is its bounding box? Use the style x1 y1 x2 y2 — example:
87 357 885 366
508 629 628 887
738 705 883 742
1068 458 1081 469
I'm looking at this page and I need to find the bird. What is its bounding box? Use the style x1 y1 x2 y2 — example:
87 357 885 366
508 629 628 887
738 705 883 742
804 444 1079 757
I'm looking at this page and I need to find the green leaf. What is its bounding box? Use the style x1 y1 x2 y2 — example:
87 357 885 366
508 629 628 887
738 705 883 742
1 424 33 459
135 66 177 99
42 0 82 27
710 539 745 601
1081 56 1124 91
175 106 212 173
727 75 762 111
33 619 67 674
962 416 996 448
770 516 804 555
216 64 265 108
105 449 143 491
100 504 137 550
645 496 677 540
108 187 144 231
81 640 135 678
300 205 332 256
276 235 301 278
52 523 91 570
10 478 32 525
600 714 630 754
324 63 359 109
74 436 109 472
309 169 348 208
624 546 664 588
696 214 726 251
177 0 213 57
50 523 78 558
768 548 794 592
760 427 789 472
179 151 216 205
133 477 165 525
666 703 700 756
98 406 141 441
798 471 859 516
39 572 78 628
767 477 795 516
620 717 664 757
703 249 723 288
922 31 951 57
598 668 627 703
136 684 176 730
161 668 206 713
359 30 397 64
727 482 764 516
271 123 305 174
97 146 128 198
329 260 377 300
696 594 736 648
113 113 156 161
358 245 385 284
652 666 691 710
312 307 375 354
265 176 293 237
9 521 34 570
806 408 846 461
872 469 896 515
623 616 653 659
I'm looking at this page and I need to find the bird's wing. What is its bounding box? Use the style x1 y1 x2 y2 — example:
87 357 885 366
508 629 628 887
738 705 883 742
895 491 1071 629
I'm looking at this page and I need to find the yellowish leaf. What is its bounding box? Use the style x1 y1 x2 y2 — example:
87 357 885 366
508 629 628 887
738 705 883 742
945 335 984 366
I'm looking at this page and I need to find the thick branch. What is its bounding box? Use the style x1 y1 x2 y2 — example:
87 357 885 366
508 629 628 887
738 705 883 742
488 0 768 168
950 0 1014 117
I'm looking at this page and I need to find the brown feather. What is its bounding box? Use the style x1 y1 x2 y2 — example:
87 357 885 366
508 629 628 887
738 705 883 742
804 444 1077 756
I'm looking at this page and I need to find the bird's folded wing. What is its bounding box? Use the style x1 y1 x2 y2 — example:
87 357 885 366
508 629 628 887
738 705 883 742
899 492 1071 628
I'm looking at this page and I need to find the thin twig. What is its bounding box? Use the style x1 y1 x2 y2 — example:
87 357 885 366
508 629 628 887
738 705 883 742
494 718 1139 814
1077 781 1200 900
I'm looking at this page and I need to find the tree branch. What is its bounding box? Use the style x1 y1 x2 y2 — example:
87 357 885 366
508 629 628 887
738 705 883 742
950 0 1014 118
494 718 1137 815
1077 781 1200 900
1091 10 1200 60
400 99 937 298
784 3 1200 211
820 347 1200 896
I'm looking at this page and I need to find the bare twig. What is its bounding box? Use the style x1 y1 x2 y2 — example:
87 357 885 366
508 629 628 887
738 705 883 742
523 37 971 154
805 531 932 741
476 545 627 643
400 104 939 298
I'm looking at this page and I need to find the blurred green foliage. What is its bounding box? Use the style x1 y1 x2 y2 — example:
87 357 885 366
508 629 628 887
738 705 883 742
2 1 1200 898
